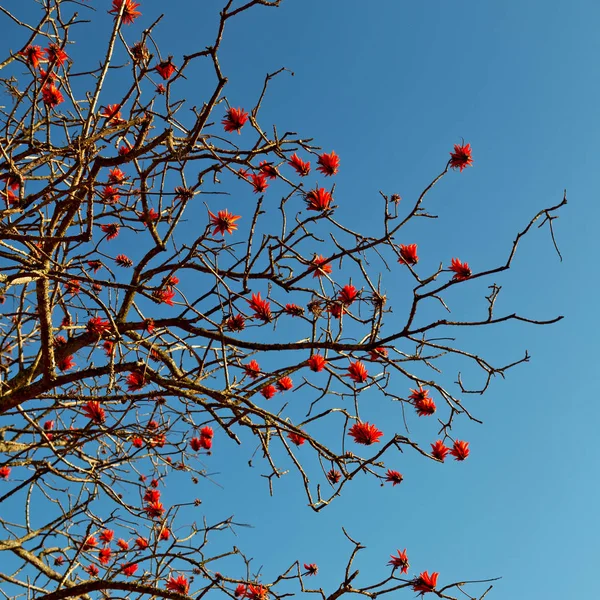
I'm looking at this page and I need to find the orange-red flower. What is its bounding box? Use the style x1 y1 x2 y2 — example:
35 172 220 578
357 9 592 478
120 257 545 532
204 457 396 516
144 488 161 503
226 314 246 332
449 258 472 281
310 255 333 278
126 371 147 391
190 437 203 452
307 354 327 372
100 529 114 544
167 575 190 594
45 44 68 67
388 549 409 573
87 260 103 273
450 440 469 461
140 208 160 225
303 563 318 576
159 527 170 541
86 564 99 577
87 317 111 337
338 285 358 306
222 107 249 133
385 469 403 486
152 288 176 305
235 585 247 598
306 187 333 211
101 186 121 203
250 173 269 193
249 292 272 322
368 347 388 361
41 84 64 108
155 58 177 80
412 571 438 595
316 151 340 176
261 385 276 400
57 355 75 372
132 437 144 448
201 426 214 439
209 209 241 235
20 45 45 68
347 360 368 383
284 303 304 317
65 279 81 295
259 161 278 180
414 397 436 417
409 387 429 401
135 537 149 549
288 153 310 176
244 360 261 379
99 547 112 565
115 254 133 268
246 585 268 600
108 168 126 184
83 535 97 550
100 103 124 124
117 538 129 551
83 401 106 424
101 223 120 240
276 376 293 392
449 143 473 172
110 0 142 25
348 422 383 445
327 468 341 484
0 466 11 480
430 440 450 461
398 244 418 266
121 563 138 576
144 500 165 518
288 432 306 446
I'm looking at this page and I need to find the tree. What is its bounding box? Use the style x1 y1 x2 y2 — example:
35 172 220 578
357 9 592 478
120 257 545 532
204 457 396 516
0 1 566 599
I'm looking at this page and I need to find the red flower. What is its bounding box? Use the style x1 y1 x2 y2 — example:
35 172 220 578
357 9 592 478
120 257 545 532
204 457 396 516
347 360 368 383
159 527 170 541
226 314 246 332
108 168 126 184
119 145 131 156
449 258 472 281
103 340 114 356
101 186 121 204
201 426 214 439
54 555 64 566
174 186 194 201
87 260 103 273
327 468 341 484
99 548 112 565
368 347 388 361
249 292 272 322
385 469 403 486
121 563 138 577
45 44 68 66
101 223 120 240
135 537 149 549
412 571 439 595
414 397 436 417
44 420 54 432
116 538 129 551
409 387 429 401
83 535 98 550
0 467 10 480
338 285 358 306
109 0 142 25
328 303 344 319
152 288 176 305
430 440 450 462
156 83 166 94
222 107 249 133
316 151 340 176
39 69 57 84
132 437 144 448
238 168 250 180
235 585 247 598
190 437 202 452
288 153 310 176
86 564 100 577
288 432 306 446
115 254 133 268
450 440 470 461
261 385 276 400
303 563 318 576
259 161 278 180
209 209 241 235
100 103 123 124
100 529 114 544
87 316 111 336
20 45 45 68
305 187 332 211
42 84 64 108
284 303 304 317
155 58 177 80
246 585 268 600
276 377 293 392
388 548 409 573
65 279 81 295
57 355 75 372
348 422 383 445
307 354 327 372
83 401 106 424
140 208 160 225
144 501 165 518
167 574 190 594
310 255 332 278
398 244 418 266
244 360 261 379
126 371 147 391
250 173 269 194
200 436 212 450
449 143 473 172
143 488 161 503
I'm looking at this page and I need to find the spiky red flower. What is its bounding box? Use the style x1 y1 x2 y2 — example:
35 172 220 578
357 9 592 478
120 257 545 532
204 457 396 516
86 564 100 577
226 314 246 332
144 501 165 518
209 209 241 235
450 440 470 461
42 84 64 108
449 258 472 281
201 426 214 439
235 584 247 598
87 316 111 336
140 208 160 226
449 143 473 172
83 401 106 424
108 168 126 184
119 145 131 156
44 420 54 431
132 437 144 448
249 292 272 322
307 354 327 372
327 468 341 484
100 529 114 544
121 563 138 576
348 422 383 445
57 355 75 372
316 151 340 176
431 440 450 462
115 254 133 268
190 437 202 452
385 470 404 486
276 377 293 392
174 186 194 201
83 535 98 550
246 585 269 600
288 432 306 446
347 360 368 383
167 575 190 594
126 371 147 391
155 58 177 80
101 186 121 203
303 563 318 576
284 303 304 317
412 571 439 594
65 279 81 295
159 527 170 541
144 488 161 503
39 69 57 84
135 537 149 550
244 360 261 379
45 44 68 66
116 538 129 551
409 387 429 401
99 547 112 565
156 83 166 94
305 187 333 211
328 303 344 319
368 347 388 361
261 385 276 400
100 103 124 124
110 0 142 25
388 549 409 573
152 288 176 305
103 340 114 356
250 173 269 194
259 161 278 180
101 223 120 240
398 244 418 266
222 107 249 133
20 45 45 68
87 260 103 273
199 436 212 450
310 255 333 278
288 153 311 176
414 396 436 416
0 467 11 480
338 285 358 306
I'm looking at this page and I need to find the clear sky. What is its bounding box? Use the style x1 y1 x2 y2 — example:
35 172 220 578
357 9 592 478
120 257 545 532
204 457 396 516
4 1 599 598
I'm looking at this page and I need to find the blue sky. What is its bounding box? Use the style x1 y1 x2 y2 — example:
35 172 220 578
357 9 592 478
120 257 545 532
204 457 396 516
4 1 599 598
